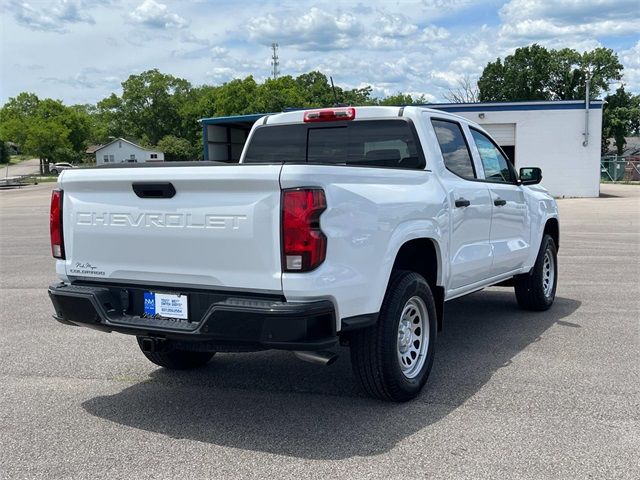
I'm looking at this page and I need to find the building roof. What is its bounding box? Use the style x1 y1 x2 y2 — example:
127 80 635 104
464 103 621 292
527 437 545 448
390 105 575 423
200 113 267 126
94 137 161 153
85 144 103 154
424 99 604 113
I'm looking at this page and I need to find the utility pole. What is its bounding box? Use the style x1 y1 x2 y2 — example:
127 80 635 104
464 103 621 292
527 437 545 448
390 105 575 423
583 71 591 147
271 42 279 80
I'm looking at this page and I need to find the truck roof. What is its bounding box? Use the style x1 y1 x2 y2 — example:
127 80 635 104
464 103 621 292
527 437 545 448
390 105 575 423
263 105 473 126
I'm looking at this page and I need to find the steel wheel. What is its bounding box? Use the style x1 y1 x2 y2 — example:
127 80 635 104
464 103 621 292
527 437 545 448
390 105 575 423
397 295 429 379
515 234 557 311
542 248 555 298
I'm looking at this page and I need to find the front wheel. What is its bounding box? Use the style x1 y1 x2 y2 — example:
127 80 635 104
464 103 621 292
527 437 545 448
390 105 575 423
514 234 558 311
349 270 437 402
136 337 215 370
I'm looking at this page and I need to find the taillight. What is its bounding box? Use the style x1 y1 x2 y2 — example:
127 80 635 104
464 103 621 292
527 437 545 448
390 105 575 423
304 107 356 123
50 189 65 259
281 188 327 272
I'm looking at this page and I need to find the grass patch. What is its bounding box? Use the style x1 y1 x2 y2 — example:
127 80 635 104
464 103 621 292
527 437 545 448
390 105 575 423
9 155 33 164
11 175 59 185
601 180 640 185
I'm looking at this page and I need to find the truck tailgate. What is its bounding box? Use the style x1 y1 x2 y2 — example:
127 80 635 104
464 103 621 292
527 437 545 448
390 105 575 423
59 164 283 292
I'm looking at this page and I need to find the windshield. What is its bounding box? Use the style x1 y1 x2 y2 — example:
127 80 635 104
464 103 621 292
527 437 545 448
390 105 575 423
243 119 425 170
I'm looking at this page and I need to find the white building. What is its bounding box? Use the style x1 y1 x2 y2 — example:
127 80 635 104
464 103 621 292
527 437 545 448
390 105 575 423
200 100 603 198
95 138 164 165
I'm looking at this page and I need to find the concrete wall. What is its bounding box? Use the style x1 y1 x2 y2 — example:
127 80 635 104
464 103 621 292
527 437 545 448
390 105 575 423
96 140 164 164
454 107 602 198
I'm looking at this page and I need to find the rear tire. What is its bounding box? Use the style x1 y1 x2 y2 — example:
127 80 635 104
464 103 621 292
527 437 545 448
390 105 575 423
136 338 215 370
349 270 437 402
514 234 557 311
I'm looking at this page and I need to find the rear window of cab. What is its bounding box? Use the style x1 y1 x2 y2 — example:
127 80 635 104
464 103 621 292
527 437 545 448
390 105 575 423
243 119 425 170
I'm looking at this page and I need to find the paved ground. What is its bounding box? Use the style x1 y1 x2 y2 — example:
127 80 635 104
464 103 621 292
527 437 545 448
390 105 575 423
0 183 638 479
1 158 40 179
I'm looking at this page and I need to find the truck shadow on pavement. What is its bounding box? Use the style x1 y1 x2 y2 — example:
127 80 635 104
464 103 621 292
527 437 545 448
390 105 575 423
83 290 580 460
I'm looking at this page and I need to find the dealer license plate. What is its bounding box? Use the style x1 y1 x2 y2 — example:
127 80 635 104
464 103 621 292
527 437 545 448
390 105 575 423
143 292 188 320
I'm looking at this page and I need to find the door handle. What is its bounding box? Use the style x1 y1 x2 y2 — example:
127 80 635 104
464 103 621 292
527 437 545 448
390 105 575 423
494 198 507 206
132 182 176 199
455 198 471 208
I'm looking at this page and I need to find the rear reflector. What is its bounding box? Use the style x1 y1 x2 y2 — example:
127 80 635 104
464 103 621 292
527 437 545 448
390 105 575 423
50 189 65 259
281 188 327 272
304 107 356 123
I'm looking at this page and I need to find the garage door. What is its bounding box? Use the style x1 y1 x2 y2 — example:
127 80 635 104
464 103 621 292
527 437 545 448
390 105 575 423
482 123 515 145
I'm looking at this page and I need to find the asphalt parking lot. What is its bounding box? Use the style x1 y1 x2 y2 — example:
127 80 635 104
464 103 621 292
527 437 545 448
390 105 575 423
0 183 638 479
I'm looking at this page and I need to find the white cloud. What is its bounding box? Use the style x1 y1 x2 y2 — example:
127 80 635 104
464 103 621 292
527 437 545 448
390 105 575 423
374 13 419 38
430 70 463 88
499 0 640 41
500 0 639 23
10 0 97 33
247 7 363 50
129 0 188 29
418 25 450 42
619 41 640 93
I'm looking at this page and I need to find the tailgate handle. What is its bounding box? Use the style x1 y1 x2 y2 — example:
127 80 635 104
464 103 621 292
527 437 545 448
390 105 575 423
132 182 176 199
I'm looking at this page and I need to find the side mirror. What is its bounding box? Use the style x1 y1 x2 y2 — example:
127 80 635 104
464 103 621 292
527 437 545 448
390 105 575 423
519 167 542 185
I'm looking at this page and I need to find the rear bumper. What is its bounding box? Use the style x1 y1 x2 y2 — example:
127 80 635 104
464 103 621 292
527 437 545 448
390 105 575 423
48 282 337 351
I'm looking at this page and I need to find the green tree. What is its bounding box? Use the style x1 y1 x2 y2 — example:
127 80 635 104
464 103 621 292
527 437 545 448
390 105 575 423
378 93 425 106
157 135 198 161
0 140 10 165
0 92 92 173
119 69 193 145
23 119 72 173
0 92 41 148
295 71 335 106
479 45 553 101
255 76 306 112
214 76 260 115
479 45 623 101
95 93 126 140
602 86 640 155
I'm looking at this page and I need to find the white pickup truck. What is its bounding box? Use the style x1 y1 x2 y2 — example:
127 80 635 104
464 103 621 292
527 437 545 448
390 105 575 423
48 106 559 401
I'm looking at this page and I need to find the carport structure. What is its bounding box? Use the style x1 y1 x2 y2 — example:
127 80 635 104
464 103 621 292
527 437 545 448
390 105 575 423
200 114 264 163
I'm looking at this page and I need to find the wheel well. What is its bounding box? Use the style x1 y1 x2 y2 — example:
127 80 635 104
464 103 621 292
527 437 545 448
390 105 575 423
544 218 559 250
392 238 444 331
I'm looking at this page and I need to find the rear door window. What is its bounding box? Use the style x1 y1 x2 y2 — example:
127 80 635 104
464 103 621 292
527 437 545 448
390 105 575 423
431 119 476 179
244 120 425 169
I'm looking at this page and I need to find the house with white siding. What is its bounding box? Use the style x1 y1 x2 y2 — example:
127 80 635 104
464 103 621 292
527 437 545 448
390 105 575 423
95 138 164 164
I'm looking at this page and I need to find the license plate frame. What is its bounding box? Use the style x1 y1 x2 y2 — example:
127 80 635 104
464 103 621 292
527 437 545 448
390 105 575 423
143 291 189 320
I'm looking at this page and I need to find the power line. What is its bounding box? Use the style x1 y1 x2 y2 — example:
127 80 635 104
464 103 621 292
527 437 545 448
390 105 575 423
271 42 279 79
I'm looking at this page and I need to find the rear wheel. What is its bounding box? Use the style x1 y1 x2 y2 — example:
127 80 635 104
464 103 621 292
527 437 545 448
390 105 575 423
349 270 437 402
136 337 215 370
514 234 557 311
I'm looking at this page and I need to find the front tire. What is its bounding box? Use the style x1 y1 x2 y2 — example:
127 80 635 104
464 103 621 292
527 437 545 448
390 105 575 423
514 234 558 311
136 338 215 370
349 270 437 402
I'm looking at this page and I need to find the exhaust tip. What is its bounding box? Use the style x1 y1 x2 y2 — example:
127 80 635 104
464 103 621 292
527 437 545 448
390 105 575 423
294 350 338 366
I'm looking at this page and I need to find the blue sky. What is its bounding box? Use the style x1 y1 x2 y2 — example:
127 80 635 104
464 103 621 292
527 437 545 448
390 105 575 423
1 0 638 105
